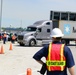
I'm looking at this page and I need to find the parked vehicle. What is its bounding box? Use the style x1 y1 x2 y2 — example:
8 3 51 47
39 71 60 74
0 33 2 40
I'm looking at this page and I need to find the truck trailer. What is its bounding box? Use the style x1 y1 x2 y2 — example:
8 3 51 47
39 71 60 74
17 20 76 46
52 20 76 44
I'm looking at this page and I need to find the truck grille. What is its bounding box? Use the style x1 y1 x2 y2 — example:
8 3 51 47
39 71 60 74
18 35 23 40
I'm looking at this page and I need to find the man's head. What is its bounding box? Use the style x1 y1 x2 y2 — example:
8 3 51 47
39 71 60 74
50 28 64 41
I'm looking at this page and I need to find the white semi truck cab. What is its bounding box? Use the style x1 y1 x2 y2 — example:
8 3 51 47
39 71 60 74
17 20 52 46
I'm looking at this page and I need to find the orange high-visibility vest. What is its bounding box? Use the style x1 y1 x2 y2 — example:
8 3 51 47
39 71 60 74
46 43 66 71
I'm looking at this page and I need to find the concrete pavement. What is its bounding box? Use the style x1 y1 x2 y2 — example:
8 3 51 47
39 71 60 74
0 41 76 75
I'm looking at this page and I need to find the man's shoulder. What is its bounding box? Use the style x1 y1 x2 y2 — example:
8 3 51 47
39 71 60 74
43 44 49 48
64 45 72 55
64 45 70 50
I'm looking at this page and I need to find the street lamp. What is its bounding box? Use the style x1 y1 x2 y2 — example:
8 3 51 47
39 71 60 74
0 0 3 32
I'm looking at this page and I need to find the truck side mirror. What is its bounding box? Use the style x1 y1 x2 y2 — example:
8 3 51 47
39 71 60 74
36 30 39 35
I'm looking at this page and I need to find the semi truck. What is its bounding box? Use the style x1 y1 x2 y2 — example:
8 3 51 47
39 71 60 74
17 11 76 46
17 20 76 46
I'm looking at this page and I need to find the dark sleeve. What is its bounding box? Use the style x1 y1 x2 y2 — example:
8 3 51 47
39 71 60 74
64 46 75 68
33 45 48 60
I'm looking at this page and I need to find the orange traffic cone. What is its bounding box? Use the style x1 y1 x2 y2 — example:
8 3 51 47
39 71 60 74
9 43 13 50
26 68 32 75
0 45 4 54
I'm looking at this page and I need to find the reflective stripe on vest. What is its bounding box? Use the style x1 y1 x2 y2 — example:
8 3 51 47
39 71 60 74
46 61 66 66
46 43 66 71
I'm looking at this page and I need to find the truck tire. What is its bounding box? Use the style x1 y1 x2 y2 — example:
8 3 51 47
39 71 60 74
61 39 69 45
29 39 36 46
66 40 70 45
20 43 24 46
61 40 66 44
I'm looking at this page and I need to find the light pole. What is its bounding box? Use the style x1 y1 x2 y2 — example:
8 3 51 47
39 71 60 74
0 0 3 32
10 24 12 33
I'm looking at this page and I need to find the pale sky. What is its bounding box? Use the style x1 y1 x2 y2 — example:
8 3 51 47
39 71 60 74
0 0 76 28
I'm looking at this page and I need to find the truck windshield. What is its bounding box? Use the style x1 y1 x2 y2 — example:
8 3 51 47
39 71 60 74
26 27 37 31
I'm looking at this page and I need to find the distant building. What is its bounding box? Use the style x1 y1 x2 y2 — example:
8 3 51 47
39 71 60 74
3 27 25 34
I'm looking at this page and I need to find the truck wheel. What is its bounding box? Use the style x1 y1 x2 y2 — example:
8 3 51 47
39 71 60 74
66 40 70 45
29 39 36 46
61 40 66 44
61 40 69 45
20 43 24 46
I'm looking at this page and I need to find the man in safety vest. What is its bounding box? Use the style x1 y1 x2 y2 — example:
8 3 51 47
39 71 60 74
11 34 16 43
33 28 75 75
